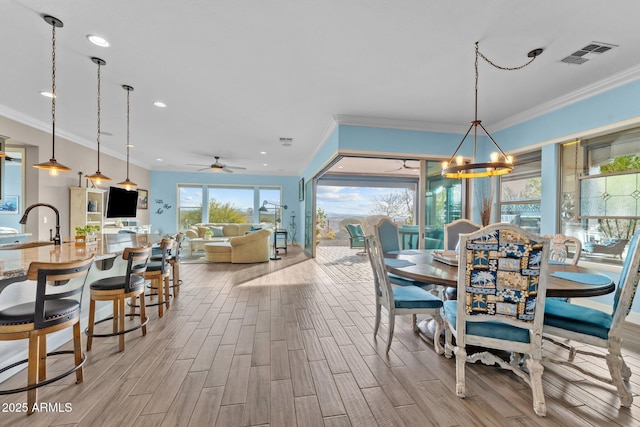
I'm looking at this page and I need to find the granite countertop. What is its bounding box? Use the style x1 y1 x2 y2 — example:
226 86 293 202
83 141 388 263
0 233 160 284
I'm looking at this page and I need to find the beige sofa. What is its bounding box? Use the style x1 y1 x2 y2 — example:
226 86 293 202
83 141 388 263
204 229 272 263
185 223 269 241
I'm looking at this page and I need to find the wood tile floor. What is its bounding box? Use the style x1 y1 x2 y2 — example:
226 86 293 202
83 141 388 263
1 246 640 426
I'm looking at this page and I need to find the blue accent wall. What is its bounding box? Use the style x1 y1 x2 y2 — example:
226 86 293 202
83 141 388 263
149 171 299 238
0 161 22 229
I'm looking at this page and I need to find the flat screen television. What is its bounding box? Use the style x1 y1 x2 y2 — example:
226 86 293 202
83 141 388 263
105 186 138 218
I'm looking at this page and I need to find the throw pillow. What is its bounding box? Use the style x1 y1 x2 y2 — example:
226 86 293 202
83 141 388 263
250 226 262 232
210 226 225 237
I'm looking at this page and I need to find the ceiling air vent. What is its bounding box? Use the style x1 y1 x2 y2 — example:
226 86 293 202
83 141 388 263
560 42 618 65
280 137 293 147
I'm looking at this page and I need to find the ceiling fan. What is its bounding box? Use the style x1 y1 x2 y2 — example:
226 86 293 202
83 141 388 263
385 159 419 172
188 156 246 173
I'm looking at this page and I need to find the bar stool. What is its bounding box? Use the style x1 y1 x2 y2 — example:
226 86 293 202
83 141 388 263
150 233 184 297
85 247 151 352
0 256 94 414
144 238 176 317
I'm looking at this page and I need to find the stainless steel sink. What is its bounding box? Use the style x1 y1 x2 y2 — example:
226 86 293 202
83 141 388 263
0 241 55 250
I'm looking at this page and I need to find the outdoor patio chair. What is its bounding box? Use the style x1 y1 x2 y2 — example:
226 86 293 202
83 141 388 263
443 223 550 416
345 223 365 250
543 227 640 408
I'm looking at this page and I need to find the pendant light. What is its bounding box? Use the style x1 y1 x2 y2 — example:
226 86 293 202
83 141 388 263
33 15 71 176
441 42 543 179
86 57 111 186
117 84 137 190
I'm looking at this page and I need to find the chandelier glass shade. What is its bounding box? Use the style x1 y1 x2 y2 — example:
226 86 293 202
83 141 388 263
441 43 542 179
86 57 111 186
34 15 71 177
117 85 137 191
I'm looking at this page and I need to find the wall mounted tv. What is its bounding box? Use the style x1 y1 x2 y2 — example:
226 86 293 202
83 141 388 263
105 186 138 218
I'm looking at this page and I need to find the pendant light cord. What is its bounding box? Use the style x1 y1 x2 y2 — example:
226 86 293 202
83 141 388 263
51 23 57 159
126 88 131 179
96 60 102 171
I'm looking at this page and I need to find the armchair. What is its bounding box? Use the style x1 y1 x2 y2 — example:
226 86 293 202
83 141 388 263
443 223 550 416
230 228 271 263
543 228 640 408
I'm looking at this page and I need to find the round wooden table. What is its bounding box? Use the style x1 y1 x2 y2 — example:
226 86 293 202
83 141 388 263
385 250 615 298
385 249 615 341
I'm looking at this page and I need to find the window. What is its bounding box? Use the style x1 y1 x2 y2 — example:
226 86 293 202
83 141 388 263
177 184 281 229
498 151 541 234
560 128 640 264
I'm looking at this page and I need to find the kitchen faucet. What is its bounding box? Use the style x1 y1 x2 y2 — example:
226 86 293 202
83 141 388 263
19 203 62 245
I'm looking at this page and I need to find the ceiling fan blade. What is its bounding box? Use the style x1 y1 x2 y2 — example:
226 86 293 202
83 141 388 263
222 167 234 173
384 166 403 172
225 165 246 170
197 167 211 171
187 163 210 167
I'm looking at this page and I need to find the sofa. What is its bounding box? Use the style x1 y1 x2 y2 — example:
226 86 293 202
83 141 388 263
204 229 272 263
185 223 270 241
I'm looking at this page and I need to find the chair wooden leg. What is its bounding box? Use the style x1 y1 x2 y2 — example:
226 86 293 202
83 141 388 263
27 333 39 415
86 298 96 351
431 312 444 355
164 276 171 310
386 312 395 354
606 351 633 407
526 358 546 416
118 297 126 351
113 297 119 335
73 322 84 384
156 278 164 317
444 323 453 359
38 334 46 382
140 292 147 336
373 303 381 339
172 262 180 297
454 345 467 398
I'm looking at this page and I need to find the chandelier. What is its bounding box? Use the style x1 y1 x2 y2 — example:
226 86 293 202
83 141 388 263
441 42 543 179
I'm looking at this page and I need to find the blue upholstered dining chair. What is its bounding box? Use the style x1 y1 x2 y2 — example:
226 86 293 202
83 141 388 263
543 227 640 408
374 218 433 290
443 218 481 251
365 235 443 354
443 223 550 417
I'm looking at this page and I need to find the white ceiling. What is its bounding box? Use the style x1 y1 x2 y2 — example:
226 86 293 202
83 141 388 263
2 0 640 176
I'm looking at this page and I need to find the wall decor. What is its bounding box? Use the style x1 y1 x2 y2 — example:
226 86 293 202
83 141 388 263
0 195 19 214
137 188 148 209
299 178 305 201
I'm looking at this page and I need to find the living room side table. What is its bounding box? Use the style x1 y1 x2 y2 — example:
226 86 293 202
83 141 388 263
272 229 288 260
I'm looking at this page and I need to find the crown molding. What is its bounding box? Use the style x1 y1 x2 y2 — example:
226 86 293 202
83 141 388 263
0 104 151 170
491 63 640 132
332 114 468 134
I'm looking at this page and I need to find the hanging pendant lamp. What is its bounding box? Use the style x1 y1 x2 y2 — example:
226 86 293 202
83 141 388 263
86 57 111 186
441 42 543 179
33 15 71 176
117 84 137 191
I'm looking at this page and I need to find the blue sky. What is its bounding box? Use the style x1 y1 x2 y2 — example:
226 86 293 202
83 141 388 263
317 185 404 216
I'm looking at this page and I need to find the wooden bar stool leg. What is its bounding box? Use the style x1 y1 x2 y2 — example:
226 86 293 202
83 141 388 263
73 322 84 384
118 297 126 352
87 298 96 351
27 333 39 415
113 299 119 335
140 292 147 336
38 334 47 382
172 262 180 297
156 278 164 317
164 276 171 310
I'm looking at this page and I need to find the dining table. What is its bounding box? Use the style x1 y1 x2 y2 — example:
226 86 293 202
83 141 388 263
384 249 615 339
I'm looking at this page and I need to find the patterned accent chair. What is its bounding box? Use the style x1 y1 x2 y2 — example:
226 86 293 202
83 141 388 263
365 235 443 354
443 223 550 417
544 227 640 408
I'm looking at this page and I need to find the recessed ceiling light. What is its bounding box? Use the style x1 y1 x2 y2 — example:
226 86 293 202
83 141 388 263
260 151 267 155
87 34 109 47
39 91 55 98
263 163 268 166
153 101 166 108
156 158 163 161
338 165 343 169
